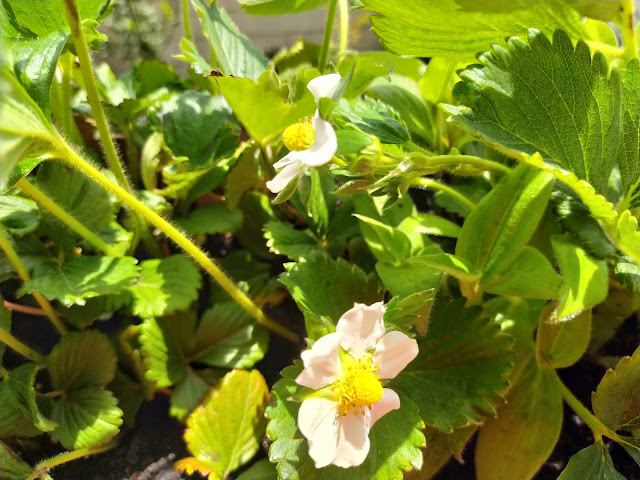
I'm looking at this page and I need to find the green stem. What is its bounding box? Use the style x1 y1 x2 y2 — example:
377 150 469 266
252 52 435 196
35 440 117 473
413 154 512 175
559 380 620 442
124 122 139 187
17 179 121 257
0 229 67 335
0 328 46 364
619 0 638 61
60 52 84 145
55 141 299 342
182 0 193 42
319 0 338 71
338 0 349 56
411 177 476 212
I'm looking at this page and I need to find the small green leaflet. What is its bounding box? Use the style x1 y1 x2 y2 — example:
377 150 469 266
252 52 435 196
557 441 625 480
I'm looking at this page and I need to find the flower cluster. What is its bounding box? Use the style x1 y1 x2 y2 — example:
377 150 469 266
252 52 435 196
295 302 418 468
266 73 340 193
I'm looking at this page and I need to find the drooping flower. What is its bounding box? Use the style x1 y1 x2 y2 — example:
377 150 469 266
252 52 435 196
266 73 341 193
295 302 419 468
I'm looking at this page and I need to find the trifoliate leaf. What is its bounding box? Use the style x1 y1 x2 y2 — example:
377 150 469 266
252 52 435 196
592 347 640 433
392 298 513 432
361 0 592 58
192 302 269 369
47 330 117 392
557 441 625 480
128 255 201 318
176 204 244 236
475 360 562 480
0 363 57 438
280 253 383 338
181 370 269 479
445 29 621 194
191 0 268 81
536 305 591 368
551 235 608 322
50 387 123 450
266 363 425 480
19 255 139 307
264 220 321 260
169 367 215 422
0 195 40 235
0 442 35 480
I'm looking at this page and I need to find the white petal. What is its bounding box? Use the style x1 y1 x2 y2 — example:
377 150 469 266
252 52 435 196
307 73 342 101
373 331 419 379
369 388 400 427
273 151 300 169
332 411 371 468
294 117 337 167
266 160 302 193
298 398 339 469
336 302 386 359
295 332 343 390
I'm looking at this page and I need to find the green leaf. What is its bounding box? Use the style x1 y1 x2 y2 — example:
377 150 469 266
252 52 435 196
392 299 513 432
455 164 553 293
63 294 129 329
0 66 58 189
592 347 640 433
0 363 57 438
0 235 53 282
183 370 269 479
14 29 69 118
0 195 40 235
279 253 382 334
175 38 213 76
475 361 562 480
50 387 123 450
264 221 321 260
408 250 478 282
193 302 269 369
338 56 389 99
399 213 460 238
361 0 592 58
557 441 625 480
236 459 278 480
334 97 409 144
483 246 562 299
0 442 35 480
176 204 244 236
20 255 138 307
612 210 640 265
239 0 327 15
169 367 214 422
36 161 114 253
150 90 233 168
128 255 201 318
191 0 269 81
618 59 640 205
266 363 425 480
108 369 145 427
551 235 608 322
383 289 436 336
47 330 117 392
536 304 591 369
376 255 443 298
354 214 411 264
335 129 372 155
445 29 621 194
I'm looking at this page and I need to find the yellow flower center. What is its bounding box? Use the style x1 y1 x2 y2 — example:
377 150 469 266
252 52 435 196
282 119 315 151
335 357 383 416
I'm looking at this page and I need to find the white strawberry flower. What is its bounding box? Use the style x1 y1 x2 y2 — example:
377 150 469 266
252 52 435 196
295 302 419 468
266 73 341 193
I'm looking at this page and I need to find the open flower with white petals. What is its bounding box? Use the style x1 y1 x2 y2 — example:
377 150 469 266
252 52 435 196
266 73 341 193
295 302 419 469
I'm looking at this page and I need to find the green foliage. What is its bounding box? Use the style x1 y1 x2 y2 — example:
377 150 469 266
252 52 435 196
557 441 625 480
177 204 244 236
334 98 409 144
239 0 327 16
0 195 40 235
0 442 35 480
618 60 640 205
536 306 591 369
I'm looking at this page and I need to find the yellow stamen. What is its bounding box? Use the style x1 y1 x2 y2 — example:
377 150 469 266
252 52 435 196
283 119 315 151
335 356 383 416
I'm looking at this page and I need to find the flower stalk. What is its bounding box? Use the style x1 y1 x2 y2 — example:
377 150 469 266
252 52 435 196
411 177 476 212
319 0 338 71
0 327 46 365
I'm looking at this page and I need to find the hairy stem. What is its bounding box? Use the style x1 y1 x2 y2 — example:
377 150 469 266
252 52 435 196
35 440 117 473
319 0 338 71
0 229 67 334
414 154 512 175
411 177 476 212
55 141 299 342
0 328 46 365
17 179 121 257
60 52 85 145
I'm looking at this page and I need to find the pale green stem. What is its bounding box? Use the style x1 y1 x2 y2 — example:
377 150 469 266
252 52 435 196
559 380 621 443
55 141 299 342
0 229 67 335
619 0 639 61
60 52 84 145
17 179 121 257
319 0 338 71
34 440 117 473
0 327 46 365
182 0 193 42
414 154 512 175
411 177 476 212
338 0 349 56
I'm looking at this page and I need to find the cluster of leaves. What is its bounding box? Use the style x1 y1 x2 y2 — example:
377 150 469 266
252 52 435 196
0 0 638 480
